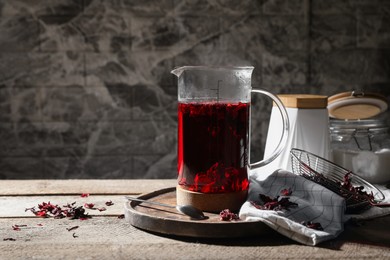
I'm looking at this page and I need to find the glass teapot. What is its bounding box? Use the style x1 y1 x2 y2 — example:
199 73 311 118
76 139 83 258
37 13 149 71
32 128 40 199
172 66 289 212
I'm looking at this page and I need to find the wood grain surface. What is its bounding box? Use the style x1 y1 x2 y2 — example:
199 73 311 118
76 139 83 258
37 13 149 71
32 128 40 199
1 179 390 259
125 187 272 238
0 179 177 195
277 94 328 108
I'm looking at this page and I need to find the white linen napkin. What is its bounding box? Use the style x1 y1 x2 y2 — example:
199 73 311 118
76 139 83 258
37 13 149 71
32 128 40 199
239 169 346 246
240 169 390 246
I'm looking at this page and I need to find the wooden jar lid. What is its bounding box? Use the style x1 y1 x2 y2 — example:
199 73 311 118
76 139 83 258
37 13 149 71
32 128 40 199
276 94 328 109
328 91 388 120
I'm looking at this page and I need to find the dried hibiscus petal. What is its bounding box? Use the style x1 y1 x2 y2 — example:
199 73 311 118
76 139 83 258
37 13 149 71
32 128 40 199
25 207 47 218
301 221 324 231
25 207 35 213
12 224 27 231
280 188 292 196
306 171 375 208
36 202 65 218
97 207 106 212
67 206 90 220
219 209 239 221
80 193 89 198
12 225 21 231
3 238 16 241
251 188 298 211
35 210 48 218
84 203 95 209
27 202 91 220
16 224 27 227
66 226 79 232
259 194 275 204
105 200 114 206
278 197 298 209
338 172 375 203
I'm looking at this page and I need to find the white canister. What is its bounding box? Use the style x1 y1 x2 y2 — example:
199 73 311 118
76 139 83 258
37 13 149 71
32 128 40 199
262 94 330 173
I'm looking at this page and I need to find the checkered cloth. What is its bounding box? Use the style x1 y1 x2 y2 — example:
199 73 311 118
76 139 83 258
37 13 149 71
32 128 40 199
240 169 390 246
240 170 341 246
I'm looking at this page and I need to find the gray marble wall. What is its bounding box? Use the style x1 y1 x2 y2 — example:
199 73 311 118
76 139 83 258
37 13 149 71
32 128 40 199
0 0 389 179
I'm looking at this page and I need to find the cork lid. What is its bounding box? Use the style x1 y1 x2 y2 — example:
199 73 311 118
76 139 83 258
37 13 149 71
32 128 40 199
328 91 388 120
276 94 328 109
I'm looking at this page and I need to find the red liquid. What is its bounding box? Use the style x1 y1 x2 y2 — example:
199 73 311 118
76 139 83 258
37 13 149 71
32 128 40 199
178 102 250 193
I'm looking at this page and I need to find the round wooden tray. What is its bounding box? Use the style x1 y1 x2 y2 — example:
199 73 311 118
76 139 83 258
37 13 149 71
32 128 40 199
124 187 272 238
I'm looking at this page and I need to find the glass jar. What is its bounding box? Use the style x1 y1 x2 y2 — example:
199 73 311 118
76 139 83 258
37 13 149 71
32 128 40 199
330 118 390 184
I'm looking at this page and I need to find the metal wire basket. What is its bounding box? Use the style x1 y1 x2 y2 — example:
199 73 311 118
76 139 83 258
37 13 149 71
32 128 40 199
290 148 385 214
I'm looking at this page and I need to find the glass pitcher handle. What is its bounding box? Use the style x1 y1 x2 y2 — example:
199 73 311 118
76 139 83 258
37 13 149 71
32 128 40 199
249 89 289 169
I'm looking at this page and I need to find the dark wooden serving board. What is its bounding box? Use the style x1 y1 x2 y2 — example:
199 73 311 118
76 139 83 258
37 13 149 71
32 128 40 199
124 187 272 238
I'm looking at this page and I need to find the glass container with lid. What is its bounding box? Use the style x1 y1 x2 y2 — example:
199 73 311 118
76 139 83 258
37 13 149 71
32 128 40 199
328 91 390 184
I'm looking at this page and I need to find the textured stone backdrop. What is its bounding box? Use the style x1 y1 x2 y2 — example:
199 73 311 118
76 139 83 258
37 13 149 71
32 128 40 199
0 0 389 179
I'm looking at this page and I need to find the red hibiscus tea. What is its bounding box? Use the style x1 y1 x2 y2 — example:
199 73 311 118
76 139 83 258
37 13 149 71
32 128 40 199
172 66 289 212
178 102 250 193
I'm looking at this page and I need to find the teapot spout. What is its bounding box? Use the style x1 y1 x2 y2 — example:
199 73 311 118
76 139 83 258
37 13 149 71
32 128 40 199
171 66 186 77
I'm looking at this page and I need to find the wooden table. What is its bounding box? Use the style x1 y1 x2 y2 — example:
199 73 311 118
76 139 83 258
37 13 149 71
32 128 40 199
1 179 390 259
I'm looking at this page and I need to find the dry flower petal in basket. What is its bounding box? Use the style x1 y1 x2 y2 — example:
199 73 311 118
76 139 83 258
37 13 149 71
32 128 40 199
290 148 385 214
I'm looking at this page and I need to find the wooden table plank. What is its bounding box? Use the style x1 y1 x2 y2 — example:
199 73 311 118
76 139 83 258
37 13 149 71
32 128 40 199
0 179 177 196
1 217 390 259
0 195 127 218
